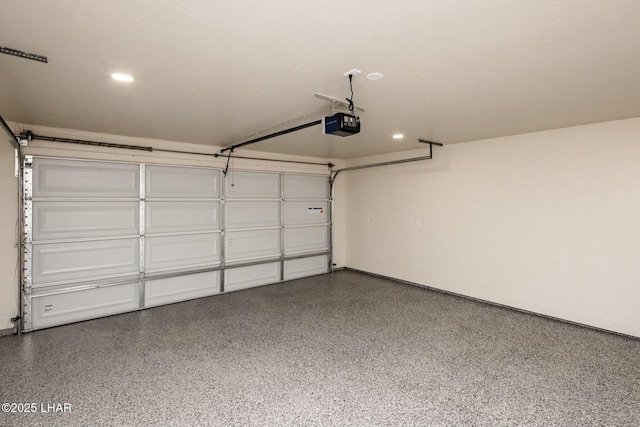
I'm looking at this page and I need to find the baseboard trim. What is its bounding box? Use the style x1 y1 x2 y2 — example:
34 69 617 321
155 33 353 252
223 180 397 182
0 326 17 337
343 267 640 341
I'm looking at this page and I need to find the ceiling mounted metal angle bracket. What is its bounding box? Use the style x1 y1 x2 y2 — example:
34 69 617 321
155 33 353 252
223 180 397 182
418 139 443 147
314 93 366 112
418 138 443 161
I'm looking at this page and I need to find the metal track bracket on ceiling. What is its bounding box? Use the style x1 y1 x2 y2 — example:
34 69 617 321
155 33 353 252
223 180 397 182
330 139 443 185
314 93 366 112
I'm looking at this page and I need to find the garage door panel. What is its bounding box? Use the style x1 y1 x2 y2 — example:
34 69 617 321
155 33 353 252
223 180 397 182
284 174 328 199
145 233 221 272
225 170 280 199
146 201 220 234
284 226 329 254
284 201 328 226
225 229 280 263
25 159 333 331
225 201 280 229
32 238 140 286
33 158 139 199
146 165 220 199
145 272 220 307
31 282 140 330
33 201 139 241
224 262 280 292
284 255 329 280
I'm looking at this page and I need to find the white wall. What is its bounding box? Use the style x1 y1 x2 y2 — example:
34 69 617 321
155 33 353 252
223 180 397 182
0 134 19 331
344 117 640 337
0 122 345 332
7 118 638 336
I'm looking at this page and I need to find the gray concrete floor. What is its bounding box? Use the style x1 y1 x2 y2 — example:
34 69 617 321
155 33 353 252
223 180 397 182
1 270 639 426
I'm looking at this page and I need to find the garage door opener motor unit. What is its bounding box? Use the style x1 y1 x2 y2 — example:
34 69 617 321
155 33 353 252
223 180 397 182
322 71 361 137
322 112 360 137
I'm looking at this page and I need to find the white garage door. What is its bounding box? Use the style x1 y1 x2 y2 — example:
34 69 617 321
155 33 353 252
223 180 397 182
283 173 330 280
22 157 329 331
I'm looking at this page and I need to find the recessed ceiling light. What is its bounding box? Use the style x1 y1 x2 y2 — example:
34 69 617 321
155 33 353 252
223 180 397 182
111 73 134 82
392 133 404 140
367 72 384 81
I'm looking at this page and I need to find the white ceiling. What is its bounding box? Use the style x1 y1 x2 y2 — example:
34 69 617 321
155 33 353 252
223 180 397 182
1 1 639 159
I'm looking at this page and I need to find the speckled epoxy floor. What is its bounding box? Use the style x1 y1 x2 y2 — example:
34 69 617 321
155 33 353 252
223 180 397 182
1 270 639 426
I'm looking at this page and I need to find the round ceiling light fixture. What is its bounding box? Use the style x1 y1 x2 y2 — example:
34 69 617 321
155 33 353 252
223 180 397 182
367 72 384 81
111 73 134 83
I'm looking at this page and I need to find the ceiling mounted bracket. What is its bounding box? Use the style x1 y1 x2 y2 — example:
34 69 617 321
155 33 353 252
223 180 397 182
314 93 366 112
418 139 443 161
330 139 443 186
0 46 48 63
418 139 443 147
343 69 361 77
